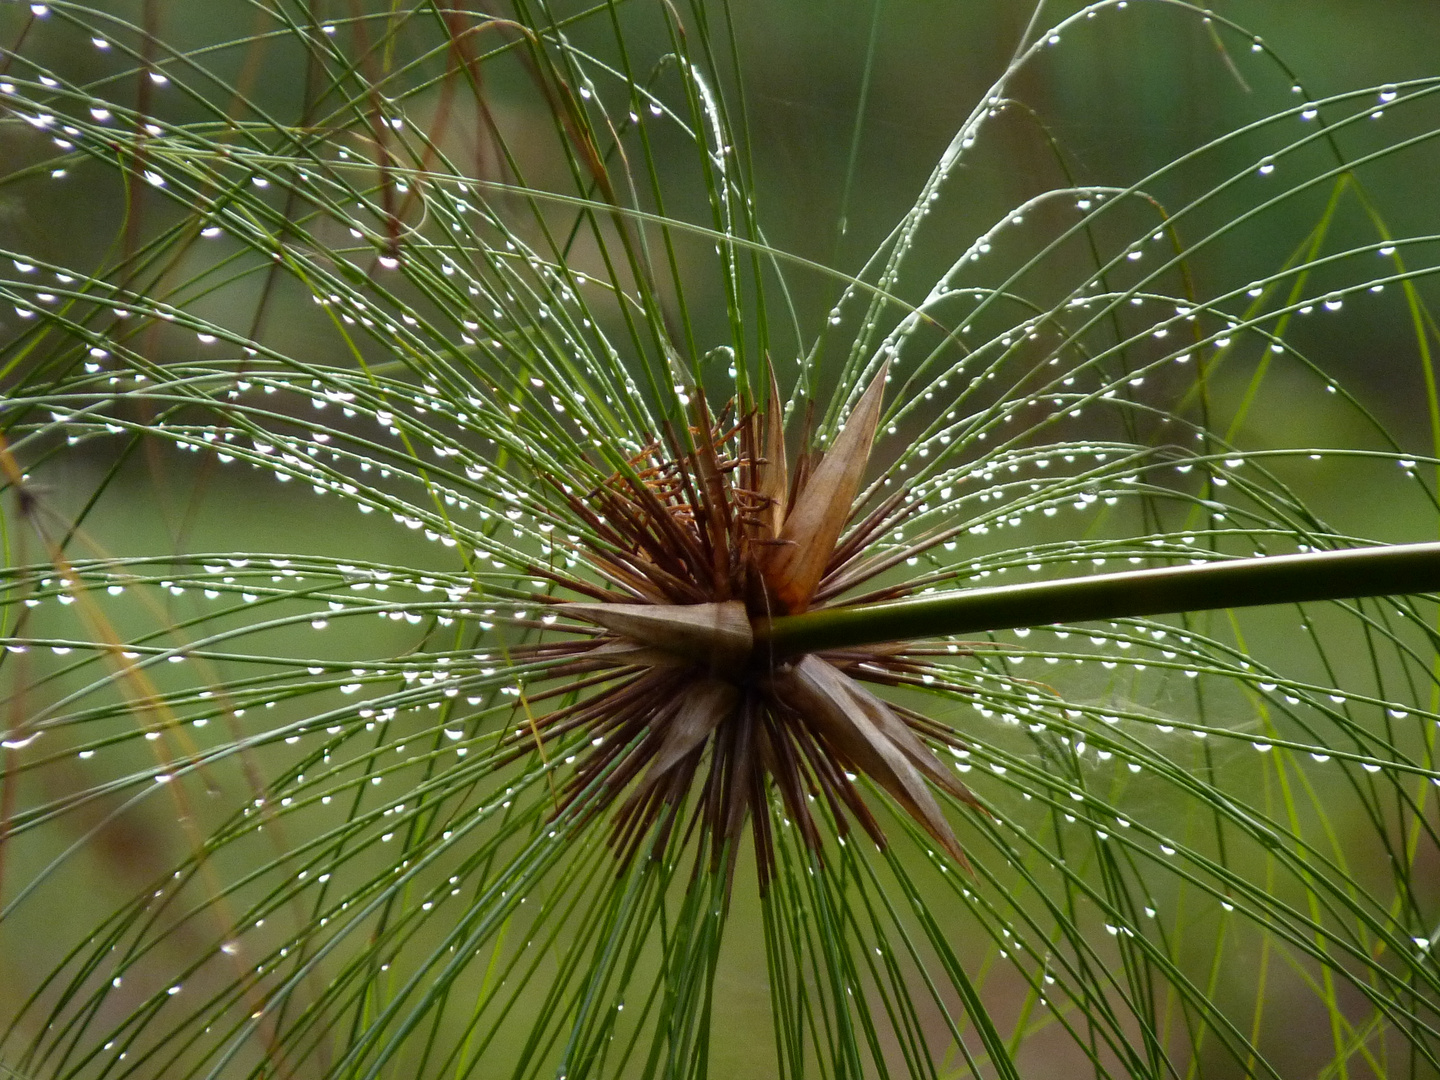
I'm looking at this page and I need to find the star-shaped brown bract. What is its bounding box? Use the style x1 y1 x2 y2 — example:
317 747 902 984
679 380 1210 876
512 366 980 890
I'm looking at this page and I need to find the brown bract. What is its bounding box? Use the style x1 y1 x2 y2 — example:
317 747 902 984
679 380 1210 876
513 366 979 890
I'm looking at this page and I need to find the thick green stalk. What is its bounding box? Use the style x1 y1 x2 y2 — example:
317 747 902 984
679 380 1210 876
756 542 1440 657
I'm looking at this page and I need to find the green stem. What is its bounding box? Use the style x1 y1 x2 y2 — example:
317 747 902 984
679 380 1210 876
757 542 1440 657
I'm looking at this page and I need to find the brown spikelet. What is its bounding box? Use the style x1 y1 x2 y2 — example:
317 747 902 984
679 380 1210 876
757 363 889 614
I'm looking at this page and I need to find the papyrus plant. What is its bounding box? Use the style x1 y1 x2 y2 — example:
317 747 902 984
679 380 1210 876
1 1 1440 1077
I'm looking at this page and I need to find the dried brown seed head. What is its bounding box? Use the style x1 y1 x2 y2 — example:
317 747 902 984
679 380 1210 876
520 370 974 888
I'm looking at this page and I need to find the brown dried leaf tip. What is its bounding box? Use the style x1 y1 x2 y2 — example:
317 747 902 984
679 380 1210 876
514 366 980 889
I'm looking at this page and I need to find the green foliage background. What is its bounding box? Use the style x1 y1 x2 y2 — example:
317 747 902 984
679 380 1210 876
1 1 1439 1077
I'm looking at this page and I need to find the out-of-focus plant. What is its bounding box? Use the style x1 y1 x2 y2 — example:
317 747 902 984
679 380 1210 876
2 1 1440 1077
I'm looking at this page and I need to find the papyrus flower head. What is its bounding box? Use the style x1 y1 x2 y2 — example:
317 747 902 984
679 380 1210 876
510 367 979 888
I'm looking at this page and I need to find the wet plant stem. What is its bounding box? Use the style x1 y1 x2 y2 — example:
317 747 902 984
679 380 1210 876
757 542 1440 657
